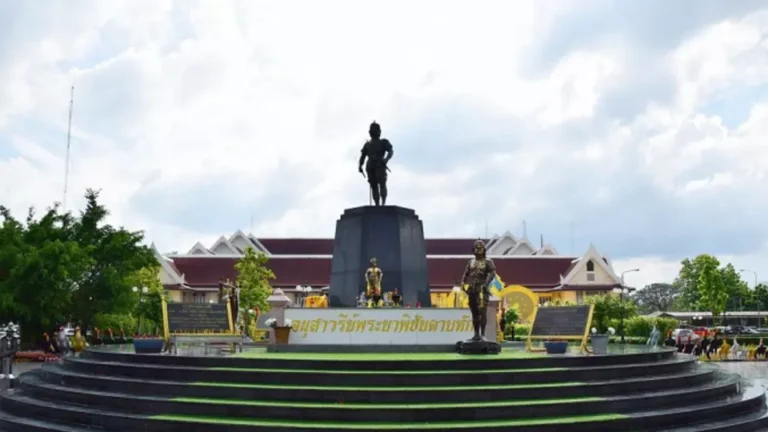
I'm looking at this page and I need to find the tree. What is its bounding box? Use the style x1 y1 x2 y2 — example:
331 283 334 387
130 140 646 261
632 283 680 314
698 260 728 323
235 248 275 329
675 255 721 310
588 294 638 334
504 306 520 325
69 189 156 330
674 255 749 314
754 284 768 312
0 190 157 341
0 205 90 341
721 264 750 311
125 265 166 334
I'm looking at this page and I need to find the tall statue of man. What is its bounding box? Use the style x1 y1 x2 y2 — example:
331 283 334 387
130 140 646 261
358 121 394 206
461 240 497 341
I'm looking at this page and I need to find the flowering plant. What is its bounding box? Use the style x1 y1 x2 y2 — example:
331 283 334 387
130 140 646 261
264 318 293 329
591 327 616 336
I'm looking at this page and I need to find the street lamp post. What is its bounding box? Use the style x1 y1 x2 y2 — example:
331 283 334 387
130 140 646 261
619 269 640 344
132 286 148 335
740 269 759 328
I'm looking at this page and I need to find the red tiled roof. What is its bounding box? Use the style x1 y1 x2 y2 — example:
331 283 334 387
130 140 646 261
427 257 576 288
171 256 576 290
173 256 333 287
425 239 488 255
257 239 334 255
255 238 488 256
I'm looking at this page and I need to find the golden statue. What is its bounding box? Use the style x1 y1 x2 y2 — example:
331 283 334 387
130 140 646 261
365 258 383 308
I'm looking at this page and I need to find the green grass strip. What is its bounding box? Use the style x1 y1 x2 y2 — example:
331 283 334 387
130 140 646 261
233 351 543 361
209 367 564 375
152 413 627 429
192 381 585 391
173 396 602 409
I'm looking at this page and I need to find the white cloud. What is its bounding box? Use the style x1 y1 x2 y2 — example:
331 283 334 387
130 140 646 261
2 1 768 286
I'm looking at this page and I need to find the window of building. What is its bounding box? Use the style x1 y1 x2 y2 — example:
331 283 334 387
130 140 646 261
586 260 595 281
539 296 552 305
576 291 584 304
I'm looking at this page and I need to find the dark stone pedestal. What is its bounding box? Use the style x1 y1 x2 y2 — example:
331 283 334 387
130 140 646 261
328 206 431 308
456 340 502 355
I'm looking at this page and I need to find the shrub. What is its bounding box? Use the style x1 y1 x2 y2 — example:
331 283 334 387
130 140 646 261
504 306 520 325
587 294 638 334
624 316 677 343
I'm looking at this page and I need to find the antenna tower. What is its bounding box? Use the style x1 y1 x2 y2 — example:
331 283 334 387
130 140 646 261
63 85 74 212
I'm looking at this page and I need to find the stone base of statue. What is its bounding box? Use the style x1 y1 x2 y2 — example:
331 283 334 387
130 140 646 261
329 206 431 308
456 340 502 355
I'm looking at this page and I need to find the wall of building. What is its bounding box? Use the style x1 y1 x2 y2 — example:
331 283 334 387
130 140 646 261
568 259 615 285
167 290 183 303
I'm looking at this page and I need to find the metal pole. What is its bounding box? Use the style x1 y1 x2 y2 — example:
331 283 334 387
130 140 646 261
756 273 760 328
620 285 625 344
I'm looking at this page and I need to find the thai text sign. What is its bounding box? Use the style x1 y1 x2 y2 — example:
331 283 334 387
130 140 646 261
529 305 593 340
285 308 474 345
166 303 231 334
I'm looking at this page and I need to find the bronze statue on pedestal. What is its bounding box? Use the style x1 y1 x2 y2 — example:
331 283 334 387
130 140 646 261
460 240 497 342
358 121 394 206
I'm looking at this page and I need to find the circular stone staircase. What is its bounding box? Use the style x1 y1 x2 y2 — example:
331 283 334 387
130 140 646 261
0 347 767 431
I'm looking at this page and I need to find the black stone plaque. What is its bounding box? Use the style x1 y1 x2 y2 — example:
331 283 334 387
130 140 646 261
529 305 592 339
166 303 231 334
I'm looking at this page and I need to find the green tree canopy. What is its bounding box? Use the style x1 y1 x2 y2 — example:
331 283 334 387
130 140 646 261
632 283 680 314
588 294 637 334
698 259 728 321
674 254 748 315
129 265 166 334
69 190 156 330
235 247 275 328
0 189 157 341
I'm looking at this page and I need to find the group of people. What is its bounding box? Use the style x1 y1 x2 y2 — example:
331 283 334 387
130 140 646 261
665 331 768 360
40 326 126 357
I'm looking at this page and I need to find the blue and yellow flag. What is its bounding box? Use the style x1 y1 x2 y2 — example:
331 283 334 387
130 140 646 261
489 274 505 297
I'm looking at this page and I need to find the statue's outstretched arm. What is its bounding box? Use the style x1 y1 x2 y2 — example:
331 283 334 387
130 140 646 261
358 143 367 170
383 139 394 164
460 261 470 287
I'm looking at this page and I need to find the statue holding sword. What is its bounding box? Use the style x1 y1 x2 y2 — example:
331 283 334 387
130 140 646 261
358 121 394 206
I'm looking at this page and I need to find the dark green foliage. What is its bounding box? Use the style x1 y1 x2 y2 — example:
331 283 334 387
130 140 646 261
0 189 156 341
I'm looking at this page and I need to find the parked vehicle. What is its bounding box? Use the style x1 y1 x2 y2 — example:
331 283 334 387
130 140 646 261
672 328 700 342
692 326 709 337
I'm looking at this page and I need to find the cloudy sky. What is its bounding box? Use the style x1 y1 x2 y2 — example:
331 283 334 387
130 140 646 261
1 0 767 288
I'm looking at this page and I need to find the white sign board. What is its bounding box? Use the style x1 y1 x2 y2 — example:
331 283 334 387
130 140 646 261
285 308 481 345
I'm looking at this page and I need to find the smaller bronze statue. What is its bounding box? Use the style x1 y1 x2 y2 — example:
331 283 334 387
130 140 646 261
365 258 384 308
461 240 497 341
358 121 394 206
391 288 402 307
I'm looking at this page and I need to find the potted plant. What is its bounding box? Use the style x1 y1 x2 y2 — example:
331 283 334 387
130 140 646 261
132 334 165 354
590 327 615 355
265 318 293 344
543 338 569 354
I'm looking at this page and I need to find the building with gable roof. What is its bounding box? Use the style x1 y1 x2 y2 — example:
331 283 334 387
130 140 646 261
154 230 622 306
